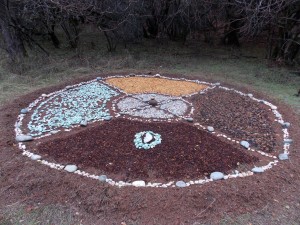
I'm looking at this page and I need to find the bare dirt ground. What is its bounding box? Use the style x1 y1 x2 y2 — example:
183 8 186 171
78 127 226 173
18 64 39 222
0 73 299 225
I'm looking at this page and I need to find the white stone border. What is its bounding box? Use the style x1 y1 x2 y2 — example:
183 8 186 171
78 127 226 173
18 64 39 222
14 74 291 188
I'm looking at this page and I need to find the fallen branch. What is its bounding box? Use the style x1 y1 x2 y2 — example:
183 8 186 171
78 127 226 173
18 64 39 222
195 198 216 218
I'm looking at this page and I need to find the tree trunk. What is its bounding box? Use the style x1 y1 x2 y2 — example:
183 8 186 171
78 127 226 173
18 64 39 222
49 25 60 48
61 20 79 49
0 0 26 61
223 20 240 47
272 27 300 65
271 6 300 64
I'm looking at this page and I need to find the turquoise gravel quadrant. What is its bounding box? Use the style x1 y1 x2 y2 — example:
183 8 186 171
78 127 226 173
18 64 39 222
28 82 119 136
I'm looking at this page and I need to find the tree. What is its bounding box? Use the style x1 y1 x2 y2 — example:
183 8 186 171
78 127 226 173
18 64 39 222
0 0 26 61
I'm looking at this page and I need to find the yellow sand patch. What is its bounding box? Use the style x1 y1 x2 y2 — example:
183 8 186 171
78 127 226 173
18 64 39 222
105 77 208 96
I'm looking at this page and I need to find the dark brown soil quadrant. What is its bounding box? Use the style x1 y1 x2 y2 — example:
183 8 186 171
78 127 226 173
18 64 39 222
191 87 279 153
34 118 258 181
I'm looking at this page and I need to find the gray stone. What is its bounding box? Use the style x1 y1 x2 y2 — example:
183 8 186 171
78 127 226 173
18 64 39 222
64 165 77 173
271 105 277 110
186 118 193 123
20 108 28 114
132 180 146 187
30 154 41 161
279 153 289 161
103 116 112 121
210 172 224 180
80 121 88 127
50 130 59 134
96 77 102 81
215 83 220 86
240 141 250 149
251 167 264 173
282 122 291 128
247 94 253 97
99 175 107 182
149 98 158 107
284 139 293 144
175 181 186 188
16 135 33 142
207 126 214 132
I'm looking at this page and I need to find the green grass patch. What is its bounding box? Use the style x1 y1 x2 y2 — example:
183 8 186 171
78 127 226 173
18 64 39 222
0 204 77 225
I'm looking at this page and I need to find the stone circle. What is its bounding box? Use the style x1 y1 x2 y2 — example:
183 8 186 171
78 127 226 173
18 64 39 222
14 74 292 188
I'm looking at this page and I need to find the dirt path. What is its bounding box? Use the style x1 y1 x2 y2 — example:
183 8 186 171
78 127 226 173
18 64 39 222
0 74 299 225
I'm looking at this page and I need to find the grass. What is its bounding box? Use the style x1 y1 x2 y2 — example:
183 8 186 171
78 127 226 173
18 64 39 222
0 204 78 225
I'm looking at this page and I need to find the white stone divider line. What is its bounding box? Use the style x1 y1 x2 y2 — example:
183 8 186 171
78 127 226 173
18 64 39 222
193 123 277 159
14 74 291 188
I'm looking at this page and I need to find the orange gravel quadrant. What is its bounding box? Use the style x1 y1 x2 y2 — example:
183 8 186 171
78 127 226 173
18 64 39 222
105 77 208 96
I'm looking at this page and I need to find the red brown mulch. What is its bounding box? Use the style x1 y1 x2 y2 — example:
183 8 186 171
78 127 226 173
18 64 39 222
191 87 279 153
32 119 258 181
0 73 300 225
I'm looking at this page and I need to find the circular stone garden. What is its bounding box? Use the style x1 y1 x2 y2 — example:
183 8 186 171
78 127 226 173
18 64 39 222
14 74 292 188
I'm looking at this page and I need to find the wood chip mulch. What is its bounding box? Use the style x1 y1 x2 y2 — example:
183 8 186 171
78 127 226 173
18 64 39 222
105 77 208 96
34 118 258 181
191 88 279 153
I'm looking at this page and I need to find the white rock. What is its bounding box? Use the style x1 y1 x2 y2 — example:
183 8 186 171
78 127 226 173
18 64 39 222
251 167 264 173
132 180 146 187
284 139 293 144
143 132 153 143
207 126 214 132
16 135 33 142
99 175 107 182
210 172 224 180
80 121 88 127
175 181 186 187
282 122 290 128
30 154 41 161
271 105 277 110
278 153 289 161
20 108 29 114
185 117 193 122
50 130 59 134
103 116 112 121
64 165 78 173
240 141 250 149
